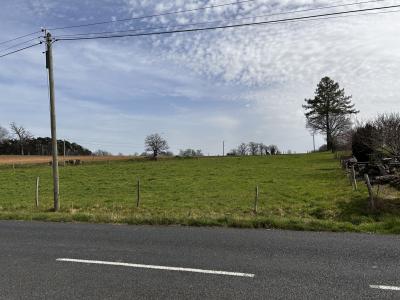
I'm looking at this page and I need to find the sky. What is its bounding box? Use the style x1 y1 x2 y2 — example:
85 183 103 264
0 0 400 155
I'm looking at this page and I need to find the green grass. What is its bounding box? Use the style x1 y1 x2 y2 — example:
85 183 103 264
1 152 400 233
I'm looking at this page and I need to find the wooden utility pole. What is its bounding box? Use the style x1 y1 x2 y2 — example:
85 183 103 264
46 31 60 211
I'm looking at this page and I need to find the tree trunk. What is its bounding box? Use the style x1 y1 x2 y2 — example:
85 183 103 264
326 114 333 152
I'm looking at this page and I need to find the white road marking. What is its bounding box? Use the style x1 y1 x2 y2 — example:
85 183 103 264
56 258 255 278
370 285 400 291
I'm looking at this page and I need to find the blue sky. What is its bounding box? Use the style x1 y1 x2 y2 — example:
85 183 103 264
1 0 400 154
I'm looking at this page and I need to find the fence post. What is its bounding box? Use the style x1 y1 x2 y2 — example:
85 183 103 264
254 185 259 214
351 165 358 191
346 166 353 186
136 178 140 208
35 177 40 208
364 174 375 210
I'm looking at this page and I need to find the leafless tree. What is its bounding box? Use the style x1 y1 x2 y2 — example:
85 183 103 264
237 143 248 156
10 122 33 155
248 142 259 156
258 143 268 155
374 113 400 156
179 149 203 157
269 144 279 155
0 125 9 142
94 149 112 156
145 133 169 160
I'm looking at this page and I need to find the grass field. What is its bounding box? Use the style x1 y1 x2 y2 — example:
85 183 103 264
0 152 399 233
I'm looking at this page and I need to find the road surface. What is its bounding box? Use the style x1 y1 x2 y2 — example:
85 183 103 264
0 221 399 299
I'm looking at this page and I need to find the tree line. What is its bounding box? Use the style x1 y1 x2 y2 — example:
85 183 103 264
228 143 280 156
0 122 91 156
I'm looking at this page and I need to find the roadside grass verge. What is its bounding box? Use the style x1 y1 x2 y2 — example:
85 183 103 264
0 152 399 233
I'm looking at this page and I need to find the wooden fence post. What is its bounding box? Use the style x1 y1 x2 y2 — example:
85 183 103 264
35 177 40 208
136 178 140 208
351 165 357 191
347 167 353 186
254 185 259 214
364 174 375 210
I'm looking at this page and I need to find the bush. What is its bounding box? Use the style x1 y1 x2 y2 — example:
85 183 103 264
318 144 328 152
351 123 376 161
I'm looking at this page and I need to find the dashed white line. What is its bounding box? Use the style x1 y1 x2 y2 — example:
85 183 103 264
56 258 255 278
370 285 400 291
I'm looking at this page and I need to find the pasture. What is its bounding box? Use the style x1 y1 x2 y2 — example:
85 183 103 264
0 152 399 233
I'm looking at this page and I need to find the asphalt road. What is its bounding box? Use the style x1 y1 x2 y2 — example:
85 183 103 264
0 221 399 299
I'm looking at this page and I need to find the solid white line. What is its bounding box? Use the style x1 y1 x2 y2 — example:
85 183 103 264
56 258 255 278
370 285 400 291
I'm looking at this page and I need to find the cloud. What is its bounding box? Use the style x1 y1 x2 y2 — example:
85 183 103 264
206 115 240 130
0 0 399 154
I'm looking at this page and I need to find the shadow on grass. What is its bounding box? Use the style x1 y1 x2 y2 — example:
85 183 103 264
334 196 379 224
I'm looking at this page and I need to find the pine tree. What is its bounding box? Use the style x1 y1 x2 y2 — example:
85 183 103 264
303 77 359 151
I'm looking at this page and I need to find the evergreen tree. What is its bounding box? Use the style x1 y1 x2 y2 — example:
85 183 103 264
303 77 358 151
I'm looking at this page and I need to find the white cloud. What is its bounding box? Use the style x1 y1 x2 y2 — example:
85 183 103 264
1 0 400 154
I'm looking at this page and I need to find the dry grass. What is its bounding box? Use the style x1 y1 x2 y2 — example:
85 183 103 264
0 155 134 165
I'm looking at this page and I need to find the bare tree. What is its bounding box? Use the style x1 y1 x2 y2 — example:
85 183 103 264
258 143 268 155
248 142 259 156
145 133 169 160
179 149 203 157
374 113 400 156
0 125 9 142
269 144 279 155
10 122 33 155
237 143 248 156
94 149 112 156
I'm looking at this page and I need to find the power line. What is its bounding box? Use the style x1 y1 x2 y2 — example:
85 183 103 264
47 0 259 31
0 3 398 59
0 0 390 51
0 42 42 59
0 37 41 53
2 0 258 45
53 0 388 39
55 4 400 41
0 31 41 46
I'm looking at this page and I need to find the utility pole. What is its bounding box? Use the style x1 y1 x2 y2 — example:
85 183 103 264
45 31 60 211
223 140 225 156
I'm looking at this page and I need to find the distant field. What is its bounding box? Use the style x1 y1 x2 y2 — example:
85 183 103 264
0 152 399 233
0 155 134 165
